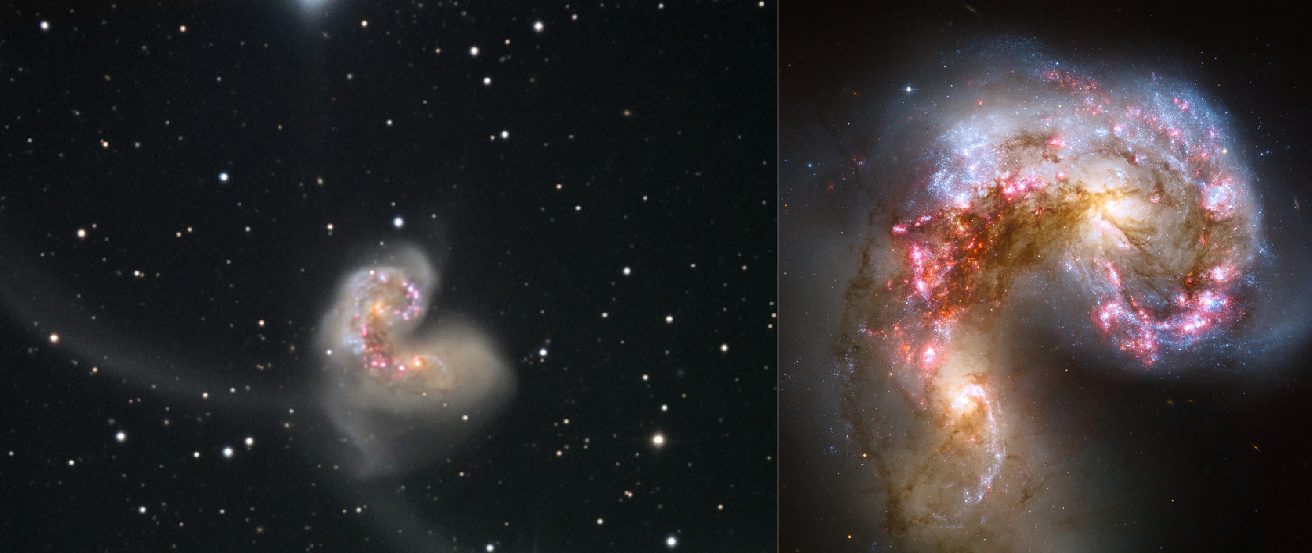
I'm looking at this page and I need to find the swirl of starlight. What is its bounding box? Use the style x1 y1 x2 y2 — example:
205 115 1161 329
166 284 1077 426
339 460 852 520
317 244 514 478
0 237 514 549
838 44 1303 551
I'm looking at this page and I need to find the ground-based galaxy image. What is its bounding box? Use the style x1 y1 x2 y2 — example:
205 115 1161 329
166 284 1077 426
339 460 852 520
0 1 775 551
783 2 1312 551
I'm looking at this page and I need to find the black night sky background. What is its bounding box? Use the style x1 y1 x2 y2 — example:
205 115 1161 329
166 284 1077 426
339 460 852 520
0 1 774 552
783 1 1312 552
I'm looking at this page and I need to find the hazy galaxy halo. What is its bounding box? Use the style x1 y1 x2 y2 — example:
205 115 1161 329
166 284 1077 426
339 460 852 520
0 236 513 552
316 243 513 479
836 40 1312 551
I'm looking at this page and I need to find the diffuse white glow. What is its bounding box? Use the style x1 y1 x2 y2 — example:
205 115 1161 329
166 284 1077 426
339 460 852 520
316 244 514 478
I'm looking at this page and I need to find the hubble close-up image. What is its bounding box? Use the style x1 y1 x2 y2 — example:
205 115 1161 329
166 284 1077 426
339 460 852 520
0 1 774 551
783 2 1312 552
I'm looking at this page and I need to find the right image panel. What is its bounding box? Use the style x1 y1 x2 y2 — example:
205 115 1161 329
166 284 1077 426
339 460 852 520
780 2 1312 551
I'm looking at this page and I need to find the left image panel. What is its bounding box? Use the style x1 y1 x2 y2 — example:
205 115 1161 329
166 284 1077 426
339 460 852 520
0 2 777 551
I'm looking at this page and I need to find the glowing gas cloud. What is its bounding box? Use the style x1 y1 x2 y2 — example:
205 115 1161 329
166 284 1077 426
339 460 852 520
838 41 1309 551
316 244 513 478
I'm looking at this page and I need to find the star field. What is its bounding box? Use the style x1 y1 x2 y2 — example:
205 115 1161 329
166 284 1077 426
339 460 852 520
0 1 775 551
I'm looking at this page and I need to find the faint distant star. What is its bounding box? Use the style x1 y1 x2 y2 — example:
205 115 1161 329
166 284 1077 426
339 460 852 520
49 334 59 344
538 347 548 357
470 46 480 57
652 433 665 447
219 172 229 182
115 431 126 443
393 216 405 229
623 266 631 275
222 446 234 458
533 21 544 32
666 535 678 548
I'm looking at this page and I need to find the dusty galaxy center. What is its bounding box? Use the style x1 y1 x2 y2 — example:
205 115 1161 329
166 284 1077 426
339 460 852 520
840 46 1267 551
